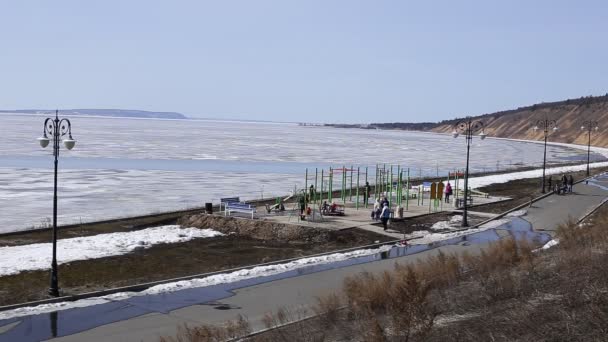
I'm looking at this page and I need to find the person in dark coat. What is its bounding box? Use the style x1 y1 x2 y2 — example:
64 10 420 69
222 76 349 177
363 181 371 206
561 174 568 195
381 196 389 208
568 174 574 193
380 203 390 231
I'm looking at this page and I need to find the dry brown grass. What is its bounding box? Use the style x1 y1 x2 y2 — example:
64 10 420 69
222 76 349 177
160 204 608 341
159 315 251 342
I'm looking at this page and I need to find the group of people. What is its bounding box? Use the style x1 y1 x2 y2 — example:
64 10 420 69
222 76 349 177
372 196 391 230
550 174 574 195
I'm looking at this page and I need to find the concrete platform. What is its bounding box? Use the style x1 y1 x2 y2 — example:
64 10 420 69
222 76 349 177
250 194 511 239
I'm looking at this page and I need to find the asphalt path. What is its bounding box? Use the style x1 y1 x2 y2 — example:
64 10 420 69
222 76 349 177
1 174 606 342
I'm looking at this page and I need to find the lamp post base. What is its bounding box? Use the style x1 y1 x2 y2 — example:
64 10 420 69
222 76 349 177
48 287 59 297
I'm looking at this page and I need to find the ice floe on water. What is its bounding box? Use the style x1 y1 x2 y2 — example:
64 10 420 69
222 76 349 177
0 225 223 277
0 244 392 320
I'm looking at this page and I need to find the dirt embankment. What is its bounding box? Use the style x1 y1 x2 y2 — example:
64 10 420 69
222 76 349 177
179 214 334 243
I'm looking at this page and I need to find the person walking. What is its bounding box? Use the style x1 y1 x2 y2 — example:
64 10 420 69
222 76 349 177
309 185 315 203
380 203 390 231
364 181 371 206
298 194 306 219
561 174 568 195
568 174 574 193
444 182 452 203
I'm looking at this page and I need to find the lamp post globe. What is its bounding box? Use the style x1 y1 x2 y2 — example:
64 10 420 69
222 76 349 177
38 110 75 297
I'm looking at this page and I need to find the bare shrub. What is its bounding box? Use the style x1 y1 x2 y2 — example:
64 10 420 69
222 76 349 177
343 271 393 314
258 306 327 342
159 315 250 342
388 265 437 341
312 293 342 329
409 250 462 289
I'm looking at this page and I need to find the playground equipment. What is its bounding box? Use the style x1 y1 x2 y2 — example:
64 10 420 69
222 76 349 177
293 165 484 218
301 165 419 213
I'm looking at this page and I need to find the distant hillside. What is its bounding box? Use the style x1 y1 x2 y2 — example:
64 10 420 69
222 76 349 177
0 109 188 119
327 94 608 147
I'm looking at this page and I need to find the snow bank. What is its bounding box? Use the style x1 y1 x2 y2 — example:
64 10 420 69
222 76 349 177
452 162 608 190
0 225 223 277
0 244 393 320
507 210 527 217
430 215 463 230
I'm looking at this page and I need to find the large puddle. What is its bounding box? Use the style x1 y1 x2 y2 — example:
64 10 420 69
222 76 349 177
0 217 551 341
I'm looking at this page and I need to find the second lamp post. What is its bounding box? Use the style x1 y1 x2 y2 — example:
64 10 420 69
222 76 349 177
452 118 486 227
581 120 599 176
533 118 557 193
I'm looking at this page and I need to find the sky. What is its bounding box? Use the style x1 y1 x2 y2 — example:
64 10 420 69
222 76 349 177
0 0 606 123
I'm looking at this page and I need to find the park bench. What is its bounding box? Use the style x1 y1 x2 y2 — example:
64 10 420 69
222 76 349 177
220 197 240 212
225 202 256 219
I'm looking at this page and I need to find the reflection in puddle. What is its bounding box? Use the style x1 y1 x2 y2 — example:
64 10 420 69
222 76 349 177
0 218 551 341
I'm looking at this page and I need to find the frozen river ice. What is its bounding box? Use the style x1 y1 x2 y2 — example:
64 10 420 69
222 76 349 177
0 114 603 233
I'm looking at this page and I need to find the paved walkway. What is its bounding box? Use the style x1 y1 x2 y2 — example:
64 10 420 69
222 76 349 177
524 174 608 233
2 175 607 342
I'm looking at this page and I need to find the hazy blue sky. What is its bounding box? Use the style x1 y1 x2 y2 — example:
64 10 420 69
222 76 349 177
1 1 606 123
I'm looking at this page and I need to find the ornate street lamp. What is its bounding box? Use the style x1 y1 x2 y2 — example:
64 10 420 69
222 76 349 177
581 120 599 177
533 118 557 193
38 110 76 297
452 118 487 227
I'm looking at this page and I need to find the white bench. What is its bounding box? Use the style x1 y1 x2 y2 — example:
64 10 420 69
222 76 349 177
220 197 240 212
225 202 256 219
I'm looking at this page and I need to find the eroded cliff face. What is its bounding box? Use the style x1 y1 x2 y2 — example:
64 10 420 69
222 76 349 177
431 97 608 147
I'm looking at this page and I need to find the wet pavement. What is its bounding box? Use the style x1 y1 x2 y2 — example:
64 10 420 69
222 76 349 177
0 174 606 341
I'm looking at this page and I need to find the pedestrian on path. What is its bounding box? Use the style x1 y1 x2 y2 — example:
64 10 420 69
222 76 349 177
380 203 390 231
444 182 452 203
568 174 574 193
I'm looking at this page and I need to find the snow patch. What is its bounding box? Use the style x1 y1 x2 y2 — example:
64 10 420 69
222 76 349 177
507 209 527 217
0 225 223 277
430 215 463 230
541 239 559 250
